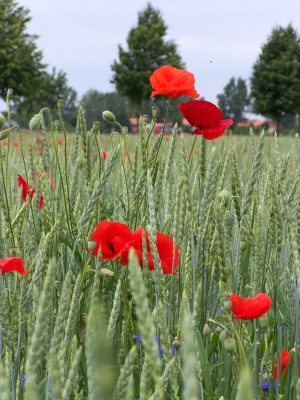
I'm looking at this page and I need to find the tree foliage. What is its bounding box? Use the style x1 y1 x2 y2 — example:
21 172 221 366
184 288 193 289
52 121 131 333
111 3 184 115
251 24 300 127
217 77 250 125
0 0 45 99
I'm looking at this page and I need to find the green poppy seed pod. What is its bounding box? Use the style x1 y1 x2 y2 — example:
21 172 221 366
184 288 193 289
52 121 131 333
7 88 13 96
93 121 100 133
223 266 232 276
224 337 236 353
218 189 231 208
0 113 5 130
152 106 160 119
240 240 249 252
9 246 18 256
102 110 116 123
118 349 126 367
29 113 41 130
219 330 227 344
224 210 235 231
142 114 148 124
224 299 232 311
100 268 114 277
87 239 96 252
259 315 269 329
57 99 65 110
54 120 60 129
0 128 10 141
215 326 222 335
203 323 210 336
122 126 128 135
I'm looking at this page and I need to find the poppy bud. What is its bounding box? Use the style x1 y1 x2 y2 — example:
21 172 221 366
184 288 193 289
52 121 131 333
223 266 232 276
224 337 236 353
87 239 97 252
152 106 160 119
0 129 10 141
224 210 235 231
93 121 100 133
118 349 126 366
240 240 249 252
102 110 116 124
219 330 227 344
54 120 60 129
218 190 230 208
0 113 5 130
142 114 148 124
215 326 222 335
57 99 65 110
172 336 181 350
7 88 13 96
224 300 232 311
100 268 114 277
9 246 18 256
203 323 210 336
259 315 269 329
29 114 41 130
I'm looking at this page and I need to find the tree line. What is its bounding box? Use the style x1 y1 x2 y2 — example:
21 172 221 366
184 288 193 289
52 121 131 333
1 1 300 132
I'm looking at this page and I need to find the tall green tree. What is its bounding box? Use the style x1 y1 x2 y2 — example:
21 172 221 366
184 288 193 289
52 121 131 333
0 0 45 99
251 24 300 129
111 3 184 116
80 90 129 132
217 77 250 125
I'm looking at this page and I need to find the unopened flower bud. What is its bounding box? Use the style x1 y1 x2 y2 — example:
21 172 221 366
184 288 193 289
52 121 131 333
224 210 235 232
223 266 232 276
224 300 232 311
102 110 116 123
87 239 96 252
54 120 60 129
142 114 148 124
29 114 41 130
219 330 227 344
215 326 222 335
259 315 269 329
0 129 10 141
0 113 5 130
203 323 210 336
218 190 230 208
41 158 49 171
57 99 65 110
93 121 100 133
224 337 236 353
7 88 13 96
240 240 249 252
152 106 160 119
172 336 181 350
100 268 114 277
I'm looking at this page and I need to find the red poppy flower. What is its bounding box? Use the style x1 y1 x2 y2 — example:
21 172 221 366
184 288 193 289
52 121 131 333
88 221 134 261
123 229 179 275
274 350 290 379
39 194 44 210
17 174 36 202
0 257 29 275
102 150 107 160
178 100 233 140
150 66 200 99
230 293 271 320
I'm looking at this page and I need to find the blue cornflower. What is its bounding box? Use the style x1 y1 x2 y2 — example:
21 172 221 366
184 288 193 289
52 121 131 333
21 374 27 387
172 347 176 357
261 381 270 391
217 306 221 313
203 267 207 272
134 335 143 344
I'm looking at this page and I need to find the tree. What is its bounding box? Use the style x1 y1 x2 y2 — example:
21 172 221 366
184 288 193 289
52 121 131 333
217 77 250 126
0 0 45 99
111 3 184 116
80 90 129 132
13 69 78 128
251 24 300 129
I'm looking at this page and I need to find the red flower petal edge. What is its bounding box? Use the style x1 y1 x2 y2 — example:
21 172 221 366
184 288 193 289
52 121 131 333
0 257 29 275
274 350 290 380
230 293 271 320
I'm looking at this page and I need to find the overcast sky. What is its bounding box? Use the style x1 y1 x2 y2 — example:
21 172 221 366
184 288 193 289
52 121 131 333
2 0 300 114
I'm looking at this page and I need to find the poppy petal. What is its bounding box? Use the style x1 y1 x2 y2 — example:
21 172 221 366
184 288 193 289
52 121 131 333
0 257 29 275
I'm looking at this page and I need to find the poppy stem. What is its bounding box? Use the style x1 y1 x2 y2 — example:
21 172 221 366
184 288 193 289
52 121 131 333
188 135 198 165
